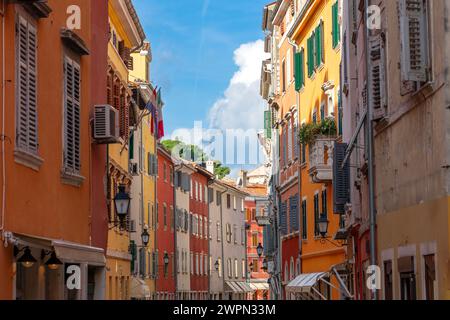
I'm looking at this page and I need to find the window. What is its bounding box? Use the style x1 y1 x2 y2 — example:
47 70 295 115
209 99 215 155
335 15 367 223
332 1 340 48
286 49 292 86
163 162 167 181
383 260 393 300
241 227 245 245
16 15 38 156
163 205 167 228
315 21 324 67
226 194 231 209
288 118 293 162
217 222 221 241
218 258 222 278
290 257 295 280
321 189 328 218
227 259 232 278
63 56 81 174
281 59 286 93
195 181 198 200
190 252 194 275
208 188 214 203
226 224 232 243
399 0 429 82
424 254 436 300
252 233 258 247
234 259 238 279
233 225 237 244
199 216 203 238
241 199 244 212
294 48 305 91
196 253 199 275
216 191 221 206
199 183 202 202
233 196 236 210
242 260 246 278
314 193 320 236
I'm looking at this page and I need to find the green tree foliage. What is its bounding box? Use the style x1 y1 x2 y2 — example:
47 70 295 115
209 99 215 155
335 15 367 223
161 139 231 179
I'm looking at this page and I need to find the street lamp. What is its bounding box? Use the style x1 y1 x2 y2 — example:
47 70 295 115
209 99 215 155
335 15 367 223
163 253 170 266
141 226 150 247
318 214 329 238
114 185 131 223
256 243 264 258
16 247 37 268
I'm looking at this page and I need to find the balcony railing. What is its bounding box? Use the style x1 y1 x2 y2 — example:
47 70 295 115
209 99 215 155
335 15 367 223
308 137 335 183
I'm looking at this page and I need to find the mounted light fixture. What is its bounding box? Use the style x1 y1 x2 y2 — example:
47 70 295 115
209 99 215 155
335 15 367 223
141 227 150 247
16 247 37 268
256 243 264 258
214 260 219 271
44 251 63 270
318 214 329 238
114 185 131 222
163 253 170 266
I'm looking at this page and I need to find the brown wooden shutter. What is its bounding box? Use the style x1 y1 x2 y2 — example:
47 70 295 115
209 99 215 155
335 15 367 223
16 16 38 154
63 57 81 173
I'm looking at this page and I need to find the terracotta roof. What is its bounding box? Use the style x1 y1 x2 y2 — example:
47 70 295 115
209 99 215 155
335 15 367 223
242 184 268 197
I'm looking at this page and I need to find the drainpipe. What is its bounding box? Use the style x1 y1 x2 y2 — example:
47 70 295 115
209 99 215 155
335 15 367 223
287 36 303 277
173 162 178 299
364 0 377 300
0 0 6 234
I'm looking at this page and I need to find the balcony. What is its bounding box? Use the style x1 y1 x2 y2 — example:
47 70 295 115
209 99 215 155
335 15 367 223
308 137 334 183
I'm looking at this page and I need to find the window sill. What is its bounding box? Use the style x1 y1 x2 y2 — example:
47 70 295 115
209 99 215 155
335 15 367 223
61 169 85 187
14 149 44 171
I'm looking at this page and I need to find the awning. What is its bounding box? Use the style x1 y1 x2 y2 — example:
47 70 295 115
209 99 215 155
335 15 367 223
225 281 253 293
13 233 106 266
225 281 241 293
53 240 105 266
130 277 151 300
250 282 270 291
286 272 328 293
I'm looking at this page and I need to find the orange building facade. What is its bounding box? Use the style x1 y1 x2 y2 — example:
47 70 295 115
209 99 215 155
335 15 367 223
0 0 109 299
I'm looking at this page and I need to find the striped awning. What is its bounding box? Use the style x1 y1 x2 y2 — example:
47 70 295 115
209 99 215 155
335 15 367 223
225 281 254 293
250 282 270 291
286 272 328 293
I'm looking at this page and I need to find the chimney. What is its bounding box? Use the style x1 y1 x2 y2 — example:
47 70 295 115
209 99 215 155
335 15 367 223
239 170 248 188
206 160 215 175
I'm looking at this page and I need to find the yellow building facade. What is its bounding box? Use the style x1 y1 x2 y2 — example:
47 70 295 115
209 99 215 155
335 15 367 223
288 0 346 299
128 46 158 297
105 0 146 300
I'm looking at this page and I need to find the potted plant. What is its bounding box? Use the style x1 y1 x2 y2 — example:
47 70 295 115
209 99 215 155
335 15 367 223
299 117 337 145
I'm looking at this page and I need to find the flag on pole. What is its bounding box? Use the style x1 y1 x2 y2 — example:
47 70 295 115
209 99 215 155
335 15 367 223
156 88 164 139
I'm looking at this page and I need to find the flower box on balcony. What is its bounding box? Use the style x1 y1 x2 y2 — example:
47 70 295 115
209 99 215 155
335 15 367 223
308 137 335 183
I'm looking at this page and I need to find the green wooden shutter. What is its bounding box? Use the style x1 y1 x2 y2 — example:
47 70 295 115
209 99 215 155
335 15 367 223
294 50 304 91
307 36 313 77
332 2 339 48
315 23 323 68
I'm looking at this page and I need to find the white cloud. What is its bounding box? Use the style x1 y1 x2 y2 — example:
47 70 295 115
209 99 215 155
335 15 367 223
167 40 269 170
208 40 269 131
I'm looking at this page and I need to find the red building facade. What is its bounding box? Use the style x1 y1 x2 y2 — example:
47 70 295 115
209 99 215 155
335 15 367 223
156 146 175 298
245 196 270 300
189 165 211 299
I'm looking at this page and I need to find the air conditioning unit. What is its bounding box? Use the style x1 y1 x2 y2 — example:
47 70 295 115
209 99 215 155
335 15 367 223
93 104 120 143
130 162 139 176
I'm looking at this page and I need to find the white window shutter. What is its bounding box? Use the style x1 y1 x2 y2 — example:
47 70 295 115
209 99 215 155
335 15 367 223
400 0 428 82
16 16 38 154
369 36 387 120
64 57 81 173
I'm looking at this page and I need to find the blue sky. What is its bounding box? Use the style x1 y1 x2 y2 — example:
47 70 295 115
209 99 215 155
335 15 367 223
133 0 269 135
